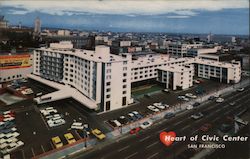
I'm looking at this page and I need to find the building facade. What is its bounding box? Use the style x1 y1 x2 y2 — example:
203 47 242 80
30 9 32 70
33 42 133 112
0 53 33 83
32 42 241 112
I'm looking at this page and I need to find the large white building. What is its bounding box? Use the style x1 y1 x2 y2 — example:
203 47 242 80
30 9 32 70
32 42 133 112
31 42 241 112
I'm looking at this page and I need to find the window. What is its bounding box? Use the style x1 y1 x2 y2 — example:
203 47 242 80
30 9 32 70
122 97 126 106
123 79 127 83
106 75 111 79
107 63 111 67
123 73 127 77
123 61 127 65
123 91 126 94
106 69 111 73
106 82 111 86
123 85 127 88
106 101 110 111
106 95 110 98
123 67 127 71
106 88 111 92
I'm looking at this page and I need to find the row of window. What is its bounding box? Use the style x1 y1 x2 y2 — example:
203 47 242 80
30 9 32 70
0 74 23 81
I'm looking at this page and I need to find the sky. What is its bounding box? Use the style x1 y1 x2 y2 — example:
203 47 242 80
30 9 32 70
0 0 249 35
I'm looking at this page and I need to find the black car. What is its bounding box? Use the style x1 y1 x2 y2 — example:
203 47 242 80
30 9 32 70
117 116 129 124
193 102 201 107
208 96 216 100
164 112 175 119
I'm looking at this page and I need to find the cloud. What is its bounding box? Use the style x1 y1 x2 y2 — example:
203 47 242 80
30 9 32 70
166 15 190 19
1 0 249 16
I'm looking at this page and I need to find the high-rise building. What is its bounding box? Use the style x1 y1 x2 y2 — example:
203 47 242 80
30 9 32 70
0 15 8 29
232 36 236 43
34 17 41 34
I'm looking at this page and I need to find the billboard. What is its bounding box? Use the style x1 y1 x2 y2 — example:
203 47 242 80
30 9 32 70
0 54 31 70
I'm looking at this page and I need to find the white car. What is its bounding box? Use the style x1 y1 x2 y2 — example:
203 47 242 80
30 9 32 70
186 105 194 110
163 89 170 93
216 98 224 103
71 122 84 130
153 103 165 110
178 96 189 101
140 120 153 129
185 93 197 99
214 94 220 98
147 105 160 112
194 80 201 84
237 88 244 92
164 104 170 108
113 120 122 127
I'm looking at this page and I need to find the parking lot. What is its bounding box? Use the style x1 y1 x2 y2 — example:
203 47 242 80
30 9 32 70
0 77 240 158
99 78 228 129
0 79 110 158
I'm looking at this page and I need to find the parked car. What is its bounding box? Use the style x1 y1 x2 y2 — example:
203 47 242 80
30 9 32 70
237 88 245 92
216 98 224 103
51 136 63 149
193 102 201 107
164 112 175 119
186 105 193 110
178 96 189 101
185 93 197 99
132 111 143 119
163 89 170 93
229 102 236 106
200 123 212 132
208 95 216 100
128 113 137 121
194 80 201 84
92 129 106 140
191 112 204 120
153 103 166 110
117 116 129 124
113 120 122 127
130 127 141 134
64 133 76 144
147 106 160 112
140 121 153 129
214 94 220 98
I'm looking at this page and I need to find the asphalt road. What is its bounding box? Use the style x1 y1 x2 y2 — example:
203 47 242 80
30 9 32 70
73 86 250 159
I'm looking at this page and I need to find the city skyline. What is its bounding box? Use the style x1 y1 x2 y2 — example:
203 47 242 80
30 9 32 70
0 0 249 35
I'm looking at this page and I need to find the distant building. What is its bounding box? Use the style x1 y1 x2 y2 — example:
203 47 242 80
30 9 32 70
0 53 33 83
0 15 8 29
34 17 41 34
207 33 212 43
232 36 236 43
168 42 203 57
57 30 71 36
187 46 219 57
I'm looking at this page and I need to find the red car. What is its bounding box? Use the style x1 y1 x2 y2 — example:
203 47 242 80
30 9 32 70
200 123 212 132
130 127 141 134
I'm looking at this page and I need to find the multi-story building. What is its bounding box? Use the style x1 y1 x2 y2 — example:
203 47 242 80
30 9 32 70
0 53 33 83
157 65 194 90
187 46 219 57
32 42 133 112
31 42 241 112
168 42 203 57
